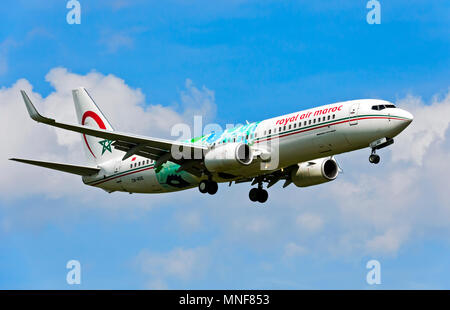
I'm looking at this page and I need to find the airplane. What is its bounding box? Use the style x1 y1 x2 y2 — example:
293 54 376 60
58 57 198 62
10 88 413 203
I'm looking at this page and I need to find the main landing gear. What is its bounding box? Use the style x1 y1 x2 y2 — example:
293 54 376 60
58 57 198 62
249 183 268 203
198 179 218 195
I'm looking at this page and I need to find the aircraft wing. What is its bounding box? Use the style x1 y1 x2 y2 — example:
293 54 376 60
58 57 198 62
20 90 208 167
9 158 100 176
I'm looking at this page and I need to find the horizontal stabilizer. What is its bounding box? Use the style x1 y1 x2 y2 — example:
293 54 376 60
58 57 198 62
9 158 100 176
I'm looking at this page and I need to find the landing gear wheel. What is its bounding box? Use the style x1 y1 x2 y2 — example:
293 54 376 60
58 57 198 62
369 154 380 164
198 180 208 193
249 188 269 203
207 181 218 195
249 188 259 202
258 189 268 203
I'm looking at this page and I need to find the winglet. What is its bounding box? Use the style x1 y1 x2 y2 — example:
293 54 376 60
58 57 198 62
20 90 54 124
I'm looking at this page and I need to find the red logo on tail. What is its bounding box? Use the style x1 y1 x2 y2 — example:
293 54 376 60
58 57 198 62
81 111 106 158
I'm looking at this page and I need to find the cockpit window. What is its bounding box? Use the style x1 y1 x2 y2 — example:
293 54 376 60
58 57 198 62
372 104 396 111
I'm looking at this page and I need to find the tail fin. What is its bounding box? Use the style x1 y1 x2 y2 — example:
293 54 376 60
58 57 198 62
72 87 118 164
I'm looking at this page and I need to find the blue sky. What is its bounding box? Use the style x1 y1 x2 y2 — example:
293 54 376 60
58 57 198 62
1 0 450 289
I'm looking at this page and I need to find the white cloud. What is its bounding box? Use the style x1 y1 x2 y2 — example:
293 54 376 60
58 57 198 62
145 278 169 290
135 246 209 286
284 242 308 258
392 91 450 165
179 79 216 125
99 32 134 53
296 213 324 233
366 226 410 255
175 210 203 232
232 215 272 235
98 27 148 53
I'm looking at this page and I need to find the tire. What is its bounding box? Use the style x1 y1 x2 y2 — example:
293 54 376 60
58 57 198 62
207 181 218 195
258 189 268 203
369 154 380 164
249 188 259 202
198 180 208 193
373 155 380 164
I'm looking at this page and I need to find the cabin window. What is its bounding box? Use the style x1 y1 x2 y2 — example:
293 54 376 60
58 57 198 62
134 163 137 167
264 130 266 136
323 117 326 121
130 164 132 169
268 129 271 134
233 138 236 142
328 115 330 120
279 127 281 132
298 122 301 128
293 123 296 128
274 128 277 133
308 120 311 125
332 114 335 119
313 119 316 124
283 126 286 131
147 160 149 164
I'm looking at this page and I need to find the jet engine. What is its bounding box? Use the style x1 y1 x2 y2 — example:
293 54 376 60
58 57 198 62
291 157 339 187
204 143 253 172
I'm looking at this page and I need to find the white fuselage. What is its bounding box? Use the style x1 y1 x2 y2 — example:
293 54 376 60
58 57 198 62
82 99 413 194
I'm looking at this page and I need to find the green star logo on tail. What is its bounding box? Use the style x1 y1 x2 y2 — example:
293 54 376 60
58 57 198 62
98 139 113 155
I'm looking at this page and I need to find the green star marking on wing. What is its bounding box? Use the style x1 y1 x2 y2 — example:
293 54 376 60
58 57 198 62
98 139 113 155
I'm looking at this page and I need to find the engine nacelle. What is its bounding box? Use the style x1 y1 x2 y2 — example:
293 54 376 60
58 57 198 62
204 143 253 172
291 157 339 187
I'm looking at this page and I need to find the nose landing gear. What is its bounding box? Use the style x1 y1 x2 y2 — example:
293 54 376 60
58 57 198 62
368 137 394 164
249 183 268 203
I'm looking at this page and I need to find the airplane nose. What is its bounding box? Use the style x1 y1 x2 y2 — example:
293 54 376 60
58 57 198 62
388 108 413 136
400 109 414 124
